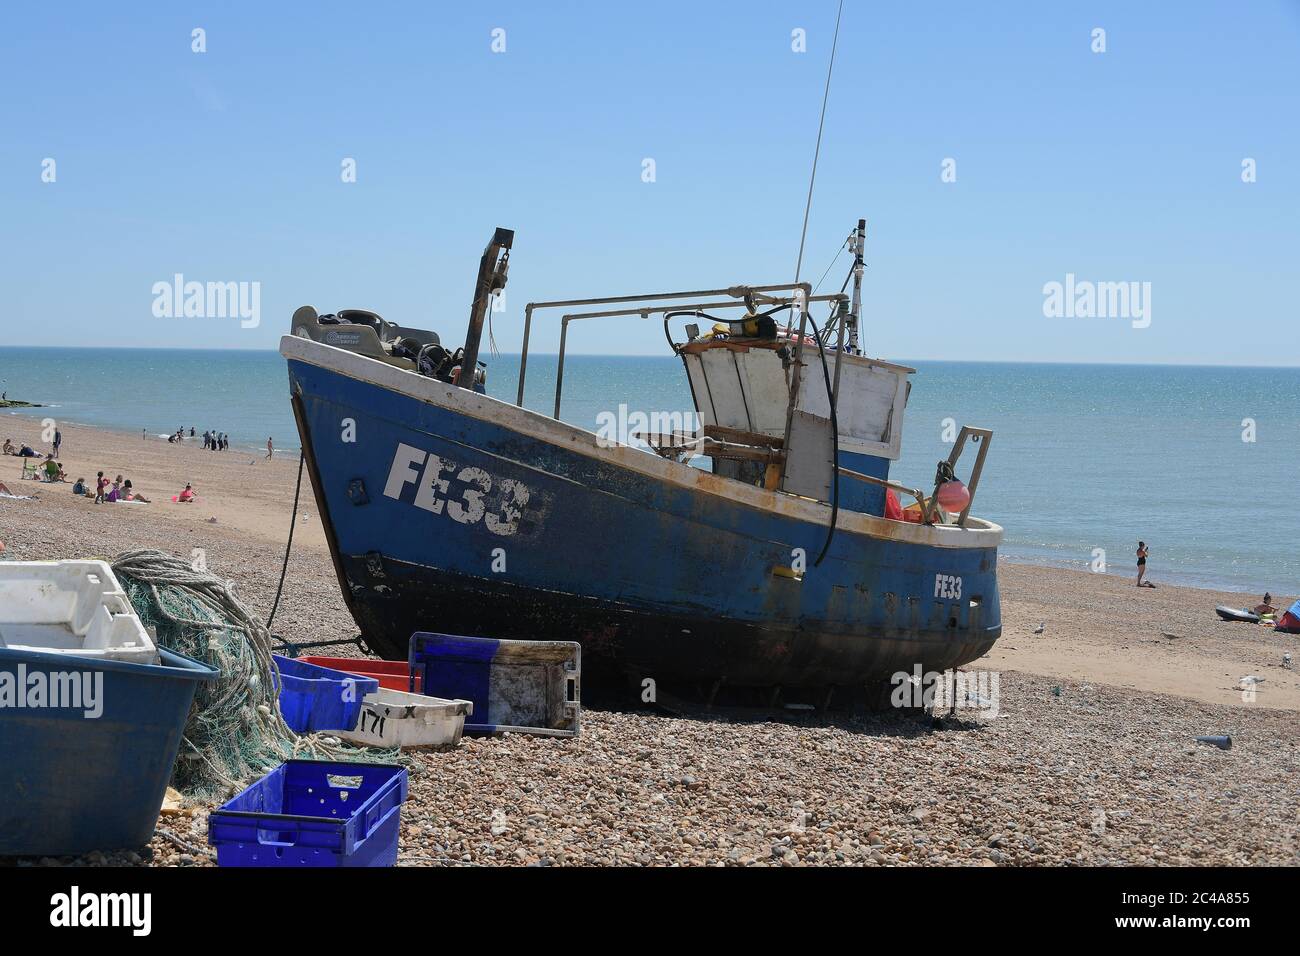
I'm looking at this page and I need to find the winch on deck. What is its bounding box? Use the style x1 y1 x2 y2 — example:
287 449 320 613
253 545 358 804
288 227 514 392
290 305 486 389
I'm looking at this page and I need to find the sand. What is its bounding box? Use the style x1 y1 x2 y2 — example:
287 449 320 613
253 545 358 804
1 418 1297 867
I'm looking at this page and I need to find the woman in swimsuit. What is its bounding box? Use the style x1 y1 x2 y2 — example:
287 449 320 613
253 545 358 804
1136 541 1151 587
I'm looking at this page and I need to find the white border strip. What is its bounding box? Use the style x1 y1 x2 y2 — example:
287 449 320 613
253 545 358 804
281 335 1003 550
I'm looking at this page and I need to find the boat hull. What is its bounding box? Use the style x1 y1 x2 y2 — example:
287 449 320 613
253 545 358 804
284 338 1002 690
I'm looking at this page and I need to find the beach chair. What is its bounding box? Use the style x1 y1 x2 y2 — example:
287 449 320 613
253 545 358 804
19 458 41 481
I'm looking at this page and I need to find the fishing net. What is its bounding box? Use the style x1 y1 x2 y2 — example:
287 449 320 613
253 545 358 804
111 549 398 797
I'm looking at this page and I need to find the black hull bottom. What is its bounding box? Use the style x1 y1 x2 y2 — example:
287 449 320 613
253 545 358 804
339 555 1000 691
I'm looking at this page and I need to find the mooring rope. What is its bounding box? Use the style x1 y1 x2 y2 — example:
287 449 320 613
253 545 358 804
266 450 306 632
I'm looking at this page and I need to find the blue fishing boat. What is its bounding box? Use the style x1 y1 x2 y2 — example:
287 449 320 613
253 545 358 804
282 224 1002 695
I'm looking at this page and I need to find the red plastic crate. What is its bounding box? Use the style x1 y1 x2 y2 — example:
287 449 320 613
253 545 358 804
299 657 419 693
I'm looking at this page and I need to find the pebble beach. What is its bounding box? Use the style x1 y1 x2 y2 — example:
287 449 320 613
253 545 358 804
2 419 1297 867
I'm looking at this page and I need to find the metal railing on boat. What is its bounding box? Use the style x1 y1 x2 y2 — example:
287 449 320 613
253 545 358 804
515 282 848 416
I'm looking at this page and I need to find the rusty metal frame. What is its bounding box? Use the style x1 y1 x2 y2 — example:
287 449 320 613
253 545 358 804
545 288 847 419
838 466 928 513
922 426 993 527
517 282 838 410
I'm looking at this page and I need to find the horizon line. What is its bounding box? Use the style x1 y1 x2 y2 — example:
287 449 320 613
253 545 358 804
0 344 1298 371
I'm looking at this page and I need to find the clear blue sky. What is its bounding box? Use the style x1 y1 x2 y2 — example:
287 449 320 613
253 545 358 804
2 1 1297 363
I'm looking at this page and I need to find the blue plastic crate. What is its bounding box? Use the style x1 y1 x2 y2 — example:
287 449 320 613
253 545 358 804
208 760 408 867
273 655 378 734
0 646 218 856
409 632 580 737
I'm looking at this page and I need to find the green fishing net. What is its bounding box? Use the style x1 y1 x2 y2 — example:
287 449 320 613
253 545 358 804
112 549 399 797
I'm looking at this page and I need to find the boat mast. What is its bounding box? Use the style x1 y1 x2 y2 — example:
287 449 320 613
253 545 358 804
847 218 864 354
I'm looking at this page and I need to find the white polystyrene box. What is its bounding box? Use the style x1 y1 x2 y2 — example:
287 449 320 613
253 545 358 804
334 688 473 749
0 560 159 664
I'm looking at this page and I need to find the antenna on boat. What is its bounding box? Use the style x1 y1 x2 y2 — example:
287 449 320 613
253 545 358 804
792 0 845 286
456 227 514 390
847 218 864 354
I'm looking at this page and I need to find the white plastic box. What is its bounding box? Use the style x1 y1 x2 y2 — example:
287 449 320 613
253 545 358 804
0 560 159 664
335 688 473 749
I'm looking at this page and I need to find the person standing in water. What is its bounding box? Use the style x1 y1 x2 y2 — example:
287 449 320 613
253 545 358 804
1136 541 1155 588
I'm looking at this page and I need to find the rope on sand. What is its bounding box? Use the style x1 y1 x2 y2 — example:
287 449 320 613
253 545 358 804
111 549 398 797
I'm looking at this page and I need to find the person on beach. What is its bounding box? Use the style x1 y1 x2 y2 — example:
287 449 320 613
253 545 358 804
2 439 14 456
52 428 61 457
267 437 274 459
123 479 150 503
106 476 123 503
1253 593 1277 616
72 477 87 496
95 471 107 504
178 483 195 503
1136 541 1155 588
190 427 195 438
43 455 66 482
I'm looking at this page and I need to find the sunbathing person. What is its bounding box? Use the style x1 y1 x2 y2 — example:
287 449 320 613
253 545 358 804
177 483 196 503
1253 593 1277 616
123 480 151 503
43 455 66 482
72 477 87 496
2 439 14 456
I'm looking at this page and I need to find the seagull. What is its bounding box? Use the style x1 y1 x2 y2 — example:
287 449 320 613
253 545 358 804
1032 622 1046 635
1283 653 1293 669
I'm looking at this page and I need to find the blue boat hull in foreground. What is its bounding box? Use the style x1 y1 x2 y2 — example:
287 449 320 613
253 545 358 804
283 336 1002 690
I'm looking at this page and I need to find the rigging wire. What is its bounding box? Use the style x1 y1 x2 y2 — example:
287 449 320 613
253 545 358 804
810 236 849 297
793 0 846 285
789 0 846 570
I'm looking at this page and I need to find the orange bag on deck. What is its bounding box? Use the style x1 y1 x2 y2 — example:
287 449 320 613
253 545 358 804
884 489 903 521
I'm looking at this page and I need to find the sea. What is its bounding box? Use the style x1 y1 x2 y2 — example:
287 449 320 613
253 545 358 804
2 346 1297 595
